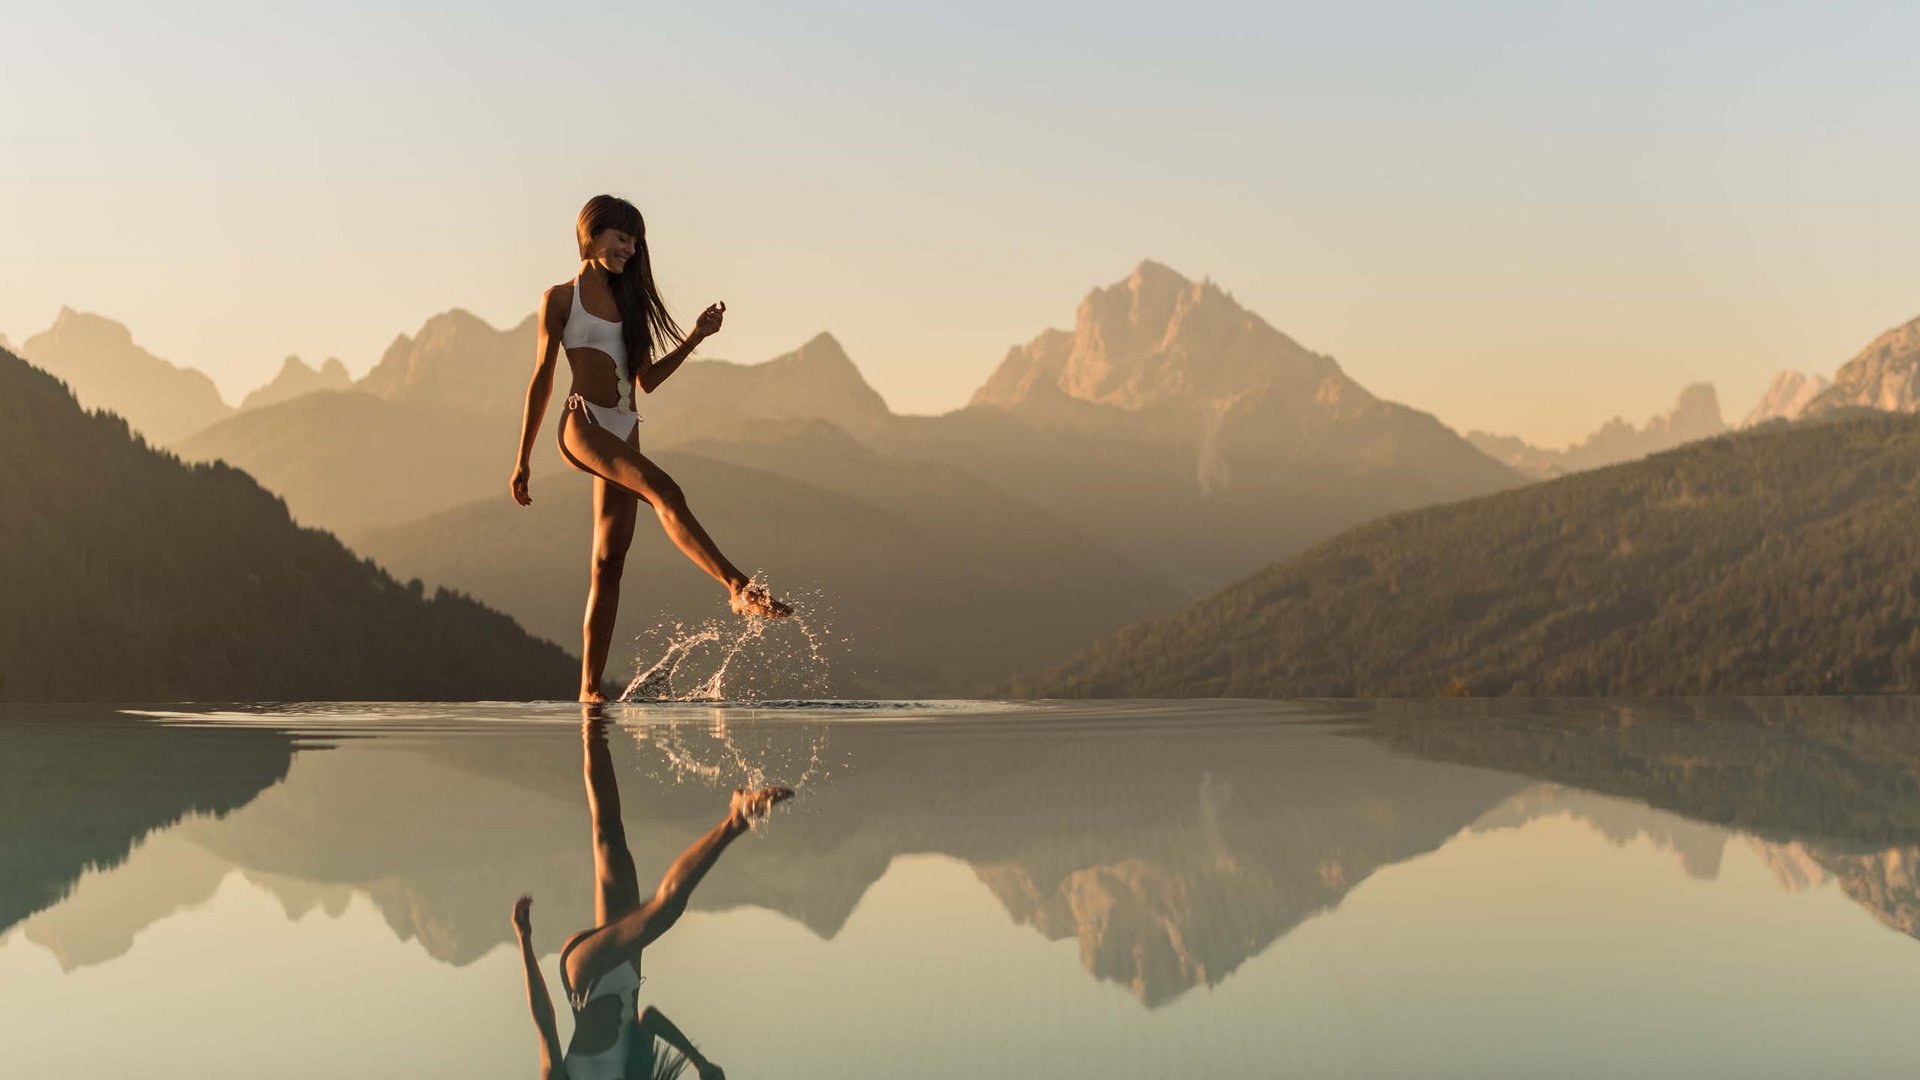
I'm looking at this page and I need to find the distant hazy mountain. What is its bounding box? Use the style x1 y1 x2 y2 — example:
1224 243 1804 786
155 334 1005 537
240 354 351 410
1741 370 1830 427
356 308 536 416
178 316 906 531
1468 384 1727 479
1023 412 1920 697
0 346 574 702
351 423 1185 696
1803 312 1920 417
20 307 231 443
174 389 521 532
884 262 1524 592
633 332 895 441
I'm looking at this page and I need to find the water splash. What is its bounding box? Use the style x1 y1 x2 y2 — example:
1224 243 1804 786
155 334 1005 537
629 707 839 834
619 580 837 704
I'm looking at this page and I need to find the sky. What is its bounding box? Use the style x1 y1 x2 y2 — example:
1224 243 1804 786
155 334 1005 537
5 0 1918 445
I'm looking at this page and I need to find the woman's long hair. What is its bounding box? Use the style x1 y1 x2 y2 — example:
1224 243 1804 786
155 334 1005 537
576 194 686 373
628 1032 690 1080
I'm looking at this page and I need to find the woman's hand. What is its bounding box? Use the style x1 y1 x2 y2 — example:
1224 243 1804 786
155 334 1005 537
510 461 532 506
511 895 534 939
692 301 726 340
695 1060 725 1080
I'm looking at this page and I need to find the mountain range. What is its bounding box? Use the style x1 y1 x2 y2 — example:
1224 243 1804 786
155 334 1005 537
108 261 1514 693
29 263 1920 699
1469 384 1729 479
1470 310 1920 479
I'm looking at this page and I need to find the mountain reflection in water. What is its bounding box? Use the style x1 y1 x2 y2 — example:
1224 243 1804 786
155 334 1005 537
6 697 1919 1015
3 691 1920 1068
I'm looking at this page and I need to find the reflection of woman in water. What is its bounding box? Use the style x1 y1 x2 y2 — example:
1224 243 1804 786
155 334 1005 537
513 713 792 1079
510 194 791 703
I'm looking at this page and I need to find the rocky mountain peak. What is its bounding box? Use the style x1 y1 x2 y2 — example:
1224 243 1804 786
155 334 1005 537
1649 383 1725 441
772 331 859 376
1804 311 1920 417
1741 370 1830 427
21 306 231 444
356 308 534 416
241 354 353 411
36 306 137 352
973 261 1334 414
644 330 894 437
1470 383 1727 479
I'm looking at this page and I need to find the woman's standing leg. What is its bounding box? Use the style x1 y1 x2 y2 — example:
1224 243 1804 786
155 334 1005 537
580 473 640 703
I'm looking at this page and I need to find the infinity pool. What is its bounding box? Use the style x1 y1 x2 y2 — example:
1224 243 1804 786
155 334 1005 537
3 698 1917 1078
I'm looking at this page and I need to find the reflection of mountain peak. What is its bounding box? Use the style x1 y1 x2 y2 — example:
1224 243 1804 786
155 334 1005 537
1472 785 1729 881
1749 838 1920 939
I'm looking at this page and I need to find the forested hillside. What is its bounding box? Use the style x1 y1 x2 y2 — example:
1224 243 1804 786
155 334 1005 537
0 347 574 701
1024 414 1920 697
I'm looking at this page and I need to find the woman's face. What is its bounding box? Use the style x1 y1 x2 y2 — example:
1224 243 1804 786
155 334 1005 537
593 228 637 273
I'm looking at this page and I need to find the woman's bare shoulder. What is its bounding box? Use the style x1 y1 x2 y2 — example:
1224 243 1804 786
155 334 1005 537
540 281 573 331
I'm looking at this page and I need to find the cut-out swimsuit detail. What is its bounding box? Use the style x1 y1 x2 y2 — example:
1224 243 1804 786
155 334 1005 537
561 273 641 441
557 932 648 1080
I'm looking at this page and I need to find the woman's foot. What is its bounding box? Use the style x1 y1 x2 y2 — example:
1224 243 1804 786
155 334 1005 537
729 785 795 826
579 688 609 704
728 580 792 620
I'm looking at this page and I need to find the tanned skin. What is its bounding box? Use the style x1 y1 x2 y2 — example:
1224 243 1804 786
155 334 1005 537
512 712 793 1079
509 228 789 701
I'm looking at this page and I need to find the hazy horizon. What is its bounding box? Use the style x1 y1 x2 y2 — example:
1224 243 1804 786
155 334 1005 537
7 1 1919 445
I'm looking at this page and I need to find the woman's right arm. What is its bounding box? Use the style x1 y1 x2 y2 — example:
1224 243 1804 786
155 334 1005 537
511 287 568 506
513 897 566 1079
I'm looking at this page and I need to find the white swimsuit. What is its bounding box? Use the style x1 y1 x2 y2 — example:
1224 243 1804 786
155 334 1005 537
561 274 642 441
560 950 647 1080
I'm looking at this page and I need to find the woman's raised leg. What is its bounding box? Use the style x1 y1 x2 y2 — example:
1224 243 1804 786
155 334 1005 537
560 407 789 619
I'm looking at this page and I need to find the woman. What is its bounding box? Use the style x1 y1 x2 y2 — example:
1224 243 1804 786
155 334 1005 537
513 711 793 1079
511 194 790 703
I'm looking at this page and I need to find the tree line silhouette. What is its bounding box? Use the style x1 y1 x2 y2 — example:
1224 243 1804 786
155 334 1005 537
0 347 574 702
1025 413 1920 698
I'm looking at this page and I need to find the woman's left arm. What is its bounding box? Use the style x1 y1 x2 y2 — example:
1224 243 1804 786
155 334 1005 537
638 303 725 393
